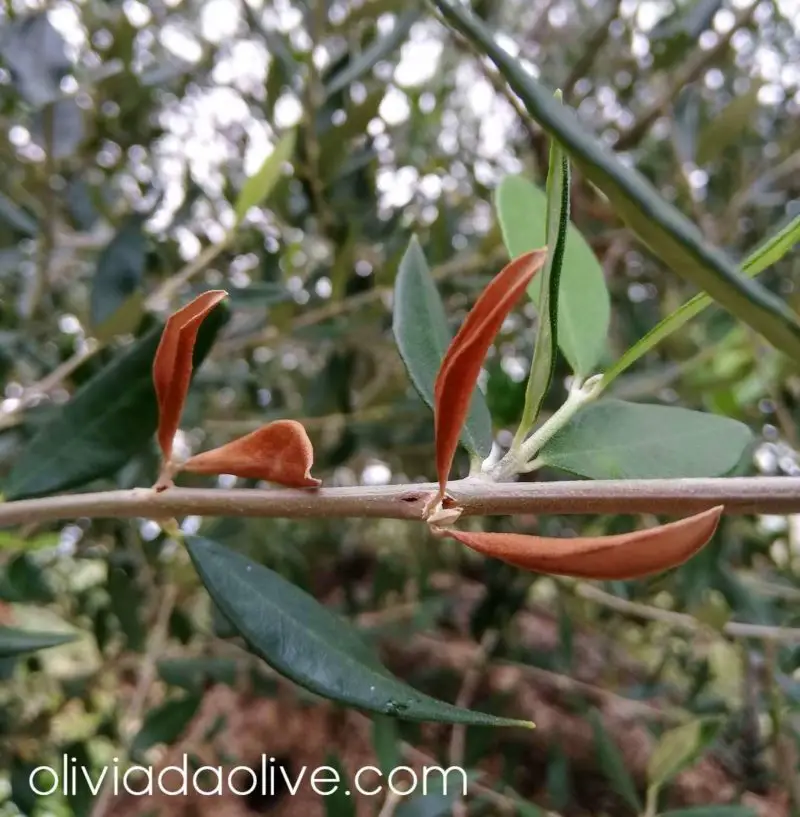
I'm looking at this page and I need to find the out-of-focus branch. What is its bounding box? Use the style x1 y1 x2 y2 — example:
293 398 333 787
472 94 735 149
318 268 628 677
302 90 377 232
203 404 415 434
615 1 758 151
221 246 507 353
90 584 178 817
23 103 57 320
563 0 624 99
1 239 230 424
145 238 231 310
573 582 800 642
449 628 500 817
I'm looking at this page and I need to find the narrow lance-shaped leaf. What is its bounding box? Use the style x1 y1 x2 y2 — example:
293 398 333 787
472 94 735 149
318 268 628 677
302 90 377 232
3 306 228 500
90 215 147 341
742 213 800 276
324 9 421 98
495 174 609 377
434 249 548 496
588 709 642 812
33 98 85 161
372 716 401 774
187 536 531 728
233 129 296 225
183 420 320 488
153 290 228 462
672 87 700 164
443 506 723 580
432 0 800 361
0 191 38 235
0 13 70 107
393 235 493 459
0 625 77 658
62 741 92 817
602 213 800 388
130 695 202 763
516 120 571 442
323 754 357 817
647 717 723 792
648 0 723 70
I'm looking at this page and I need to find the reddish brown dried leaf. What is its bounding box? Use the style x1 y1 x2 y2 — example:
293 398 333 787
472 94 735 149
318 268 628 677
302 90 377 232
445 506 723 579
433 249 547 495
153 290 227 460
182 420 320 488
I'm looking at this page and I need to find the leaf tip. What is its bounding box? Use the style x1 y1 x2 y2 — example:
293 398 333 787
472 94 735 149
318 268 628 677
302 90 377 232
153 289 229 462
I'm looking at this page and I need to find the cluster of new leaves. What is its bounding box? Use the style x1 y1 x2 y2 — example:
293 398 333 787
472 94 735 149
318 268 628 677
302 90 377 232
151 289 318 490
401 244 723 580
392 109 743 584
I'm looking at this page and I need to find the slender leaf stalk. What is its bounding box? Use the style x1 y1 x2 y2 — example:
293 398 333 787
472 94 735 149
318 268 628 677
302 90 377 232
497 375 602 480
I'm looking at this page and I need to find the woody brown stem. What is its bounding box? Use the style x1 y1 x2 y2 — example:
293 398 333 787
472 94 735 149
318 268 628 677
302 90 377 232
0 476 799 527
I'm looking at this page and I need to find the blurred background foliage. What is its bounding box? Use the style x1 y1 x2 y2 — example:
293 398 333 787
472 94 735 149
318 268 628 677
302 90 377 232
0 0 799 814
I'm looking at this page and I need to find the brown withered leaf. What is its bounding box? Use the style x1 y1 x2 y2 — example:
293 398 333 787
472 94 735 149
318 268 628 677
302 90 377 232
153 290 227 461
433 250 547 496
182 420 320 488
443 506 723 579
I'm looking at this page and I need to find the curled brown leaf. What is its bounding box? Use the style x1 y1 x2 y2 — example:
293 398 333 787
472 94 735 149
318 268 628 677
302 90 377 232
433 249 547 498
443 506 723 579
153 290 228 461
182 420 320 488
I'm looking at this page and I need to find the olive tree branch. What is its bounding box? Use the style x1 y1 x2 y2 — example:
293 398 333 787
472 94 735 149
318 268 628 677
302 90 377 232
1 477 799 528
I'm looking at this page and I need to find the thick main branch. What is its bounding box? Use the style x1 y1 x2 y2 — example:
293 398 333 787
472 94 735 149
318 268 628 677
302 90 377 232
0 477 798 527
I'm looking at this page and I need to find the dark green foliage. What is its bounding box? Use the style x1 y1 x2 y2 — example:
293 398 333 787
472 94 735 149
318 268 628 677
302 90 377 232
4 302 227 499
393 235 493 458
187 536 529 727
0 625 76 657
